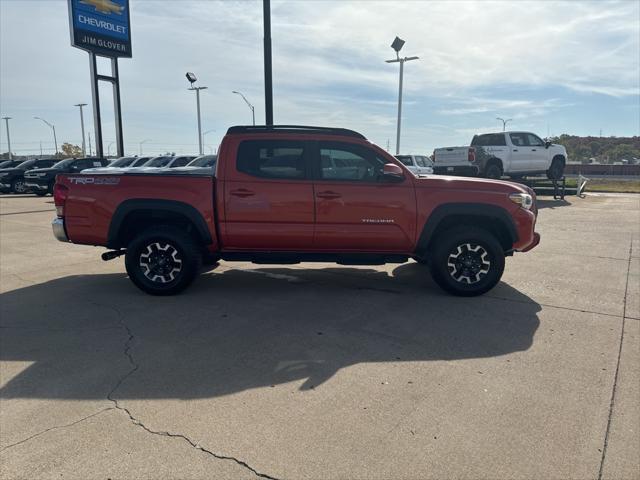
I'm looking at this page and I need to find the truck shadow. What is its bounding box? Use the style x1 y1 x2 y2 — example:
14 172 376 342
0 264 540 400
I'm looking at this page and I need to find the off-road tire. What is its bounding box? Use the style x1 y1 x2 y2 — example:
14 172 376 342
47 181 55 195
35 190 47 197
125 225 202 295
546 158 564 180
484 162 503 180
429 226 505 296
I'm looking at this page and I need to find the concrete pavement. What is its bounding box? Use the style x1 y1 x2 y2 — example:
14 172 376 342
1 193 638 479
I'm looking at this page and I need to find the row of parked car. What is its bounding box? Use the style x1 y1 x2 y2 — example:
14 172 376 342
0 154 217 195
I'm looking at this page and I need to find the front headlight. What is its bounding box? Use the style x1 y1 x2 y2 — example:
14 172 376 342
509 193 533 210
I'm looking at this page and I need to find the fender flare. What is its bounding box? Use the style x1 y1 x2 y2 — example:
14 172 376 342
417 203 518 252
107 199 212 248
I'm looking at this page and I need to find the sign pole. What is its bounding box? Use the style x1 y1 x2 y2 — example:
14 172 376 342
263 0 273 126
89 52 104 158
111 57 124 157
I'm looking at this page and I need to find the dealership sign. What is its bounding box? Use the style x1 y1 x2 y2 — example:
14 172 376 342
68 0 132 58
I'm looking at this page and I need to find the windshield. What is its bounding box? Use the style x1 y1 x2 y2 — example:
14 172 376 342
188 155 217 167
395 155 413 166
15 159 38 169
52 158 75 169
144 157 172 167
109 157 136 167
130 157 151 167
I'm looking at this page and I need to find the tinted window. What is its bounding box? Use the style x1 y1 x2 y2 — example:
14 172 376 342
415 157 426 167
395 155 413 166
131 157 151 167
188 155 216 167
71 159 94 171
527 133 544 146
171 157 191 167
420 156 434 167
110 157 136 167
35 160 55 168
472 134 506 146
237 141 306 179
319 142 385 182
143 157 171 167
509 133 527 147
52 158 75 169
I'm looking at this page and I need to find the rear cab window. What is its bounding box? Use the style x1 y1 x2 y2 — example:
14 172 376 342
472 134 507 146
237 140 309 180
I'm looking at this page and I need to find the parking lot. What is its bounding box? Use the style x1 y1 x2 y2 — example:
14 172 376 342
0 193 638 479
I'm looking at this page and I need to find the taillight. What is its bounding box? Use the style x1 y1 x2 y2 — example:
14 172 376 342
53 183 68 217
468 147 476 163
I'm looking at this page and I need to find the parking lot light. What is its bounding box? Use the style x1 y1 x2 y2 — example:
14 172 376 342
386 37 418 155
34 116 58 155
186 72 207 155
139 138 151 155
232 91 256 126
2 117 12 159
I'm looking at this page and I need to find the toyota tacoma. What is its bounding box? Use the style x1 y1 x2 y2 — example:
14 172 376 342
52 125 540 296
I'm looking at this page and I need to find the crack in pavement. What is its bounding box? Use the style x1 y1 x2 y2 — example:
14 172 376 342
102 303 281 480
597 241 633 480
0 408 114 452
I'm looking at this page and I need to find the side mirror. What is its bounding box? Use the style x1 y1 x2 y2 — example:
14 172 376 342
382 163 404 182
545 141 551 149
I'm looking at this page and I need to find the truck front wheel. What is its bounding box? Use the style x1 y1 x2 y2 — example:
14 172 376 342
429 226 505 296
125 225 202 295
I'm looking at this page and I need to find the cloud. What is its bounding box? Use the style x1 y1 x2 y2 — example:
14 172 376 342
0 0 638 155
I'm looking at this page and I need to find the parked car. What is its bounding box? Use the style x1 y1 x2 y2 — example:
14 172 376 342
186 155 217 168
433 132 567 179
141 155 196 169
0 160 24 169
24 157 109 196
0 158 58 194
107 156 140 168
82 156 152 173
395 155 434 175
52 125 539 297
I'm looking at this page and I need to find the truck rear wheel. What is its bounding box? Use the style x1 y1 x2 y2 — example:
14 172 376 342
429 226 505 296
125 225 202 295
484 162 502 179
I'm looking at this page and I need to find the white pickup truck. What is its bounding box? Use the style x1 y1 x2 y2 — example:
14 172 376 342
433 132 567 179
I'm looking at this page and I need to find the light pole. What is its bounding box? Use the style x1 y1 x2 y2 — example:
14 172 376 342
185 72 208 155
2 117 11 159
232 91 256 125
34 116 58 156
496 117 512 131
202 129 215 155
386 36 418 155
139 139 151 155
74 103 87 156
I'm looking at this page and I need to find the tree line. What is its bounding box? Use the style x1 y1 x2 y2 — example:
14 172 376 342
549 135 640 164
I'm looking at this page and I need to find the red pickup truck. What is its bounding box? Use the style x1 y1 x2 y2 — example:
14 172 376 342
52 125 540 296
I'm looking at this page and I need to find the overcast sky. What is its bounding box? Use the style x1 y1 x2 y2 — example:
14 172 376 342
1 0 639 157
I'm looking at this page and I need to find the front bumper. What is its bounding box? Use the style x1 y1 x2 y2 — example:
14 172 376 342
521 232 541 252
52 217 69 242
24 182 48 191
